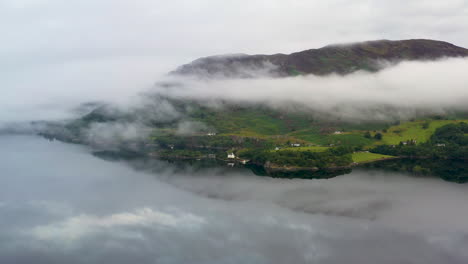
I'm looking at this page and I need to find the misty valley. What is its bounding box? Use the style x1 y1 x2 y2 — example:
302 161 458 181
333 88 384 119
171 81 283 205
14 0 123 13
31 39 468 186
2 34 468 264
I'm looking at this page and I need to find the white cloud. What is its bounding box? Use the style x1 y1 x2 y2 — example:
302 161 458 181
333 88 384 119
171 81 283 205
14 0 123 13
84 122 152 149
159 58 468 120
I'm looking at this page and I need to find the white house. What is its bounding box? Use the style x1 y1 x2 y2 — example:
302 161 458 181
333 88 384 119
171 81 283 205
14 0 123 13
227 153 236 159
275 147 280 151
207 132 216 136
436 143 446 147
333 131 343 135
291 143 301 147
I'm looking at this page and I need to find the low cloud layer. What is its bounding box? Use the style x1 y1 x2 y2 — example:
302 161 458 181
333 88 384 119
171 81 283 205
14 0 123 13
3 57 467 139
159 58 468 120
84 122 152 149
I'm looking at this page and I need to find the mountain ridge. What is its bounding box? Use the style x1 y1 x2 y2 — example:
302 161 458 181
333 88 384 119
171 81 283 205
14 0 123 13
171 39 468 78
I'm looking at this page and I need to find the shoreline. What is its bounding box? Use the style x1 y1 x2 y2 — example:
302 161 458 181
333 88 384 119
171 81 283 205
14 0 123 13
149 152 401 172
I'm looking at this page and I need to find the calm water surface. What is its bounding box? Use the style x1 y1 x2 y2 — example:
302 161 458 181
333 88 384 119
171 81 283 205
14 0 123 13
1 135 467 264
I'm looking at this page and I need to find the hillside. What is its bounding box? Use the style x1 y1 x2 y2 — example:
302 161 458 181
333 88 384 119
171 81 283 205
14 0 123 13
171 39 468 78
38 95 468 181
47 99 467 156
36 38 468 178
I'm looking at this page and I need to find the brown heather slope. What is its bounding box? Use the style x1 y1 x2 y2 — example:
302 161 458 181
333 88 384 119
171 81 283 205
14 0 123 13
171 39 468 78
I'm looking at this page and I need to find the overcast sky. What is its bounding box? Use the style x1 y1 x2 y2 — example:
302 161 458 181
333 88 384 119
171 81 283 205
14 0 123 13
1 0 468 121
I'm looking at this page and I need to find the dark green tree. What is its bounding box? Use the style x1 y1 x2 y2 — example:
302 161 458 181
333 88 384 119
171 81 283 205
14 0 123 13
374 133 383 140
364 131 372 139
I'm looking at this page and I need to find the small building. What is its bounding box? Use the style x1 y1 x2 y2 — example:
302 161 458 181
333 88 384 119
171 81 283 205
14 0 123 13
291 143 301 147
436 143 446 147
227 153 236 159
401 139 417 146
333 131 343 135
207 132 217 136
275 147 280 151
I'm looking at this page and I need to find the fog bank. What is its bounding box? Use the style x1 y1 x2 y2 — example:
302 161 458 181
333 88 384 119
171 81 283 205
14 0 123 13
1 57 468 132
160 58 468 120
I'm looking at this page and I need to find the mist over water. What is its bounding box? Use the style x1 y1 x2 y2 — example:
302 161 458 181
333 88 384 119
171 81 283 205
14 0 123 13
2 1 468 263
1 135 467 264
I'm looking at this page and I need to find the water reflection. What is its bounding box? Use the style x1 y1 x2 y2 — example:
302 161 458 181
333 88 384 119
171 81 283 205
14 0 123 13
94 150 467 183
1 135 468 264
361 159 468 183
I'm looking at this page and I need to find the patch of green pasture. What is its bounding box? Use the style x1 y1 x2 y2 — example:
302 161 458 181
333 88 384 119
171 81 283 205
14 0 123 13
288 128 328 144
352 152 394 163
290 129 374 147
337 122 390 131
192 109 289 135
327 133 374 147
378 120 468 145
274 146 329 152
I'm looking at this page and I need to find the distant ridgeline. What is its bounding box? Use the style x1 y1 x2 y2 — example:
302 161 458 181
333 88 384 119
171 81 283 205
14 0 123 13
171 39 468 78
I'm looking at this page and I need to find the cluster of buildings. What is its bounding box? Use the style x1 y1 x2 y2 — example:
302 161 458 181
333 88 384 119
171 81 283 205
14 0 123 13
227 152 249 164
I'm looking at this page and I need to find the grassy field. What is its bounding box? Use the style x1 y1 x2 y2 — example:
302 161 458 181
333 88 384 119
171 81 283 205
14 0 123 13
211 111 289 135
288 128 326 144
352 152 394 163
290 129 375 147
191 107 314 136
185 104 468 150
274 146 329 152
328 133 375 147
377 120 468 145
